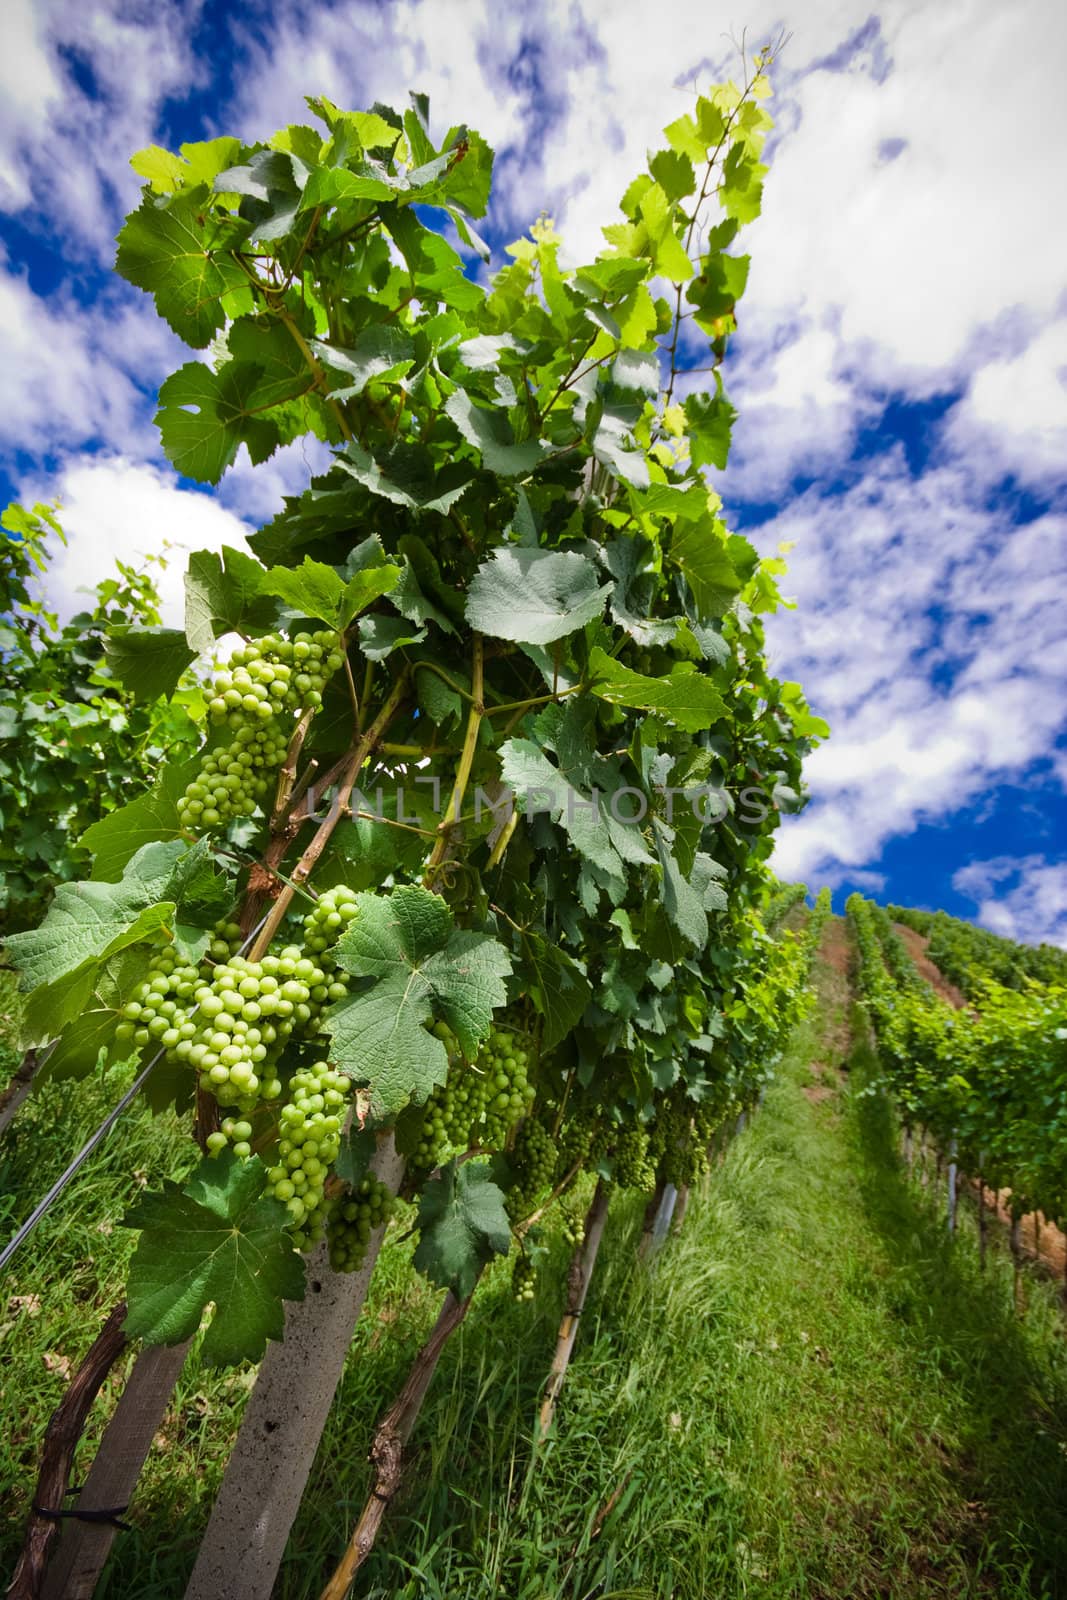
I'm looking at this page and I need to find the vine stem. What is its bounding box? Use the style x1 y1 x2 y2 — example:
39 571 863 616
318 1286 478 1600
248 670 411 960
424 635 483 886
8 1303 128 1600
514 1158 583 1238
537 1179 610 1438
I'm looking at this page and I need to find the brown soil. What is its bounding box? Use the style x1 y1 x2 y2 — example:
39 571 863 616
974 1183 1067 1279
814 917 854 1070
892 924 967 1009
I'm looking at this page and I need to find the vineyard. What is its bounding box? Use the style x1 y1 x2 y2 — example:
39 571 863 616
1 51 1066 1600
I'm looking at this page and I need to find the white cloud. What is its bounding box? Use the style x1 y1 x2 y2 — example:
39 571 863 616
0 0 204 251
27 457 253 628
952 854 1067 949
943 319 1067 483
762 459 1067 889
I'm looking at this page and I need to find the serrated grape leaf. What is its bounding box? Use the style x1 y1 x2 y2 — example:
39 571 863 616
668 517 742 619
334 1125 378 1189
184 546 277 652
123 1151 305 1366
327 888 512 1119
314 330 416 398
587 647 726 733
685 383 736 471
465 548 611 646
156 361 280 485
358 614 425 660
339 440 474 514
81 757 200 881
444 390 546 477
652 818 708 950
413 1159 510 1298
164 839 236 960
115 190 249 348
262 556 400 628
518 932 591 1052
227 317 317 412
104 627 196 702
4 840 185 992
215 149 306 243
41 948 149 1082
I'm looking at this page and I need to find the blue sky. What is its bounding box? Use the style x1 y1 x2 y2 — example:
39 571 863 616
1 0 1065 944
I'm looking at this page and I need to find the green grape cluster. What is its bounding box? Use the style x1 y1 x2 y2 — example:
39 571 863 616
504 1116 558 1222
560 1204 585 1249
327 1175 396 1273
192 947 324 1109
178 721 289 831
412 1024 536 1169
302 884 359 966
115 947 200 1053
410 1023 474 1170
609 1123 656 1191
179 631 345 833
555 1110 608 1184
648 1090 717 1188
207 632 345 723
266 1060 351 1248
512 1254 537 1303
470 1027 536 1148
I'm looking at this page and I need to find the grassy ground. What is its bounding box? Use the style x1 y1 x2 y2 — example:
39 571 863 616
2 926 1067 1597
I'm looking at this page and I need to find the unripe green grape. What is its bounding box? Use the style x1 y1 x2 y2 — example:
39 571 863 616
512 1254 537 1303
326 1175 396 1272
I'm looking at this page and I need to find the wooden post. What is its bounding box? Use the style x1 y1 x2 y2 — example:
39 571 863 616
671 1183 690 1235
184 1133 404 1600
538 1179 610 1436
41 1338 191 1600
977 1179 987 1269
11 1304 128 1600
947 1138 958 1235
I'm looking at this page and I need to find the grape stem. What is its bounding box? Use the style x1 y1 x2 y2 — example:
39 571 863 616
248 670 412 960
424 634 484 887
514 1157 584 1239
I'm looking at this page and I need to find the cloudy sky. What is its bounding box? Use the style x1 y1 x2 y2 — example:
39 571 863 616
1 0 1065 944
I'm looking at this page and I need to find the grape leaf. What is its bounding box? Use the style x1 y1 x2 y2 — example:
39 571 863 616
444 390 546 477
413 1159 510 1298
327 887 512 1118
123 1151 305 1367
103 627 196 702
115 190 249 348
668 517 742 619
81 757 200 881
587 647 726 733
184 546 277 652
314 330 416 398
685 380 736 471
465 548 611 646
262 556 400 628
4 840 185 992
339 440 475 514
334 1125 378 1189
517 931 591 1051
156 361 280 485
41 948 149 1082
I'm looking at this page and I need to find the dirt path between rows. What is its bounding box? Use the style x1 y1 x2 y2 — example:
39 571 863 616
892 923 1066 1282
892 923 967 1008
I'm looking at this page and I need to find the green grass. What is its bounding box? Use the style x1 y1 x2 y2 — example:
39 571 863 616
2 926 1067 1597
